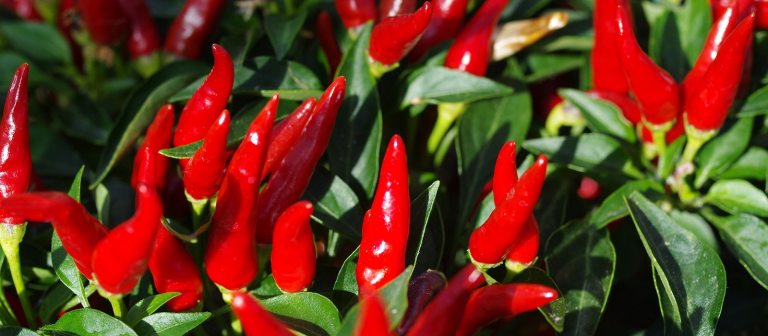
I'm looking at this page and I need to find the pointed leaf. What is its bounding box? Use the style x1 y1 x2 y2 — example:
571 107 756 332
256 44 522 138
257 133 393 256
717 147 768 180
695 117 753 188
134 312 210 336
524 134 642 178
591 180 665 229
407 181 442 271
705 179 768 217
261 292 341 335
709 214 768 290
559 89 636 142
304 168 364 239
41 308 138 336
124 293 181 327
402 67 514 107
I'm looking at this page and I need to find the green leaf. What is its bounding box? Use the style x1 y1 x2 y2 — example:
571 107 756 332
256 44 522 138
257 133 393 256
523 134 642 178
328 24 382 197
333 248 360 296
133 312 210 336
709 213 768 290
0 326 38 335
545 222 616 336
590 180 665 228
677 0 711 68
524 53 584 82
304 168 365 239
695 117 754 188
407 181 442 271
39 282 75 324
717 146 768 180
261 292 341 335
91 61 208 188
627 192 726 335
649 9 686 81
559 89 636 142
736 83 768 117
336 266 414 335
52 167 90 308
705 179 768 217
669 210 719 253
264 11 307 60
124 293 181 327
41 308 138 336
456 91 532 224
402 67 514 107
0 22 71 64
658 136 686 179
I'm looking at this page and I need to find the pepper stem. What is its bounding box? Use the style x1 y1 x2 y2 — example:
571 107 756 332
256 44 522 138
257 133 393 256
428 103 466 154
0 223 36 328
367 56 399 79
680 133 707 166
107 295 126 319
651 129 668 160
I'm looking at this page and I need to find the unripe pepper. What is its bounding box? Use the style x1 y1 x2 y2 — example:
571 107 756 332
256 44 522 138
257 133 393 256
231 291 293 336
0 64 31 225
335 0 377 30
592 0 631 95
255 77 346 244
271 201 316 293
262 98 317 180
444 0 509 76
183 110 230 201
357 135 410 291
316 11 342 75
355 294 394 336
77 0 130 45
369 1 433 72
379 0 416 20
205 96 277 290
149 226 204 311
455 284 559 336
91 181 163 295
132 104 175 190
164 0 227 59
410 0 468 61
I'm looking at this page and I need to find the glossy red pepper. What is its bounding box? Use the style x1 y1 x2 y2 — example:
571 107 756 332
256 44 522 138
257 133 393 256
406 265 486 336
91 182 163 295
164 0 227 59
132 104 175 190
271 201 316 293
443 0 509 76
757 0 768 29
455 284 559 336
410 0 468 61
118 0 161 60
205 96 277 290
397 270 446 334
77 0 130 45
231 291 293 336
149 226 204 311
316 11 342 75
369 2 433 66
357 135 410 291
379 0 416 20
469 155 548 266
614 0 680 128
335 0 377 29
355 294 393 336
262 98 317 180
183 110 230 201
684 12 755 131
592 0 630 95
0 192 108 278
255 77 346 244
3 0 42 21
0 64 31 225
173 44 234 158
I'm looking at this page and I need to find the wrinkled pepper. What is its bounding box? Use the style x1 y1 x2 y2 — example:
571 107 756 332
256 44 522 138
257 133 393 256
183 110 230 201
164 0 227 59
231 291 293 336
271 201 316 293
455 284 559 336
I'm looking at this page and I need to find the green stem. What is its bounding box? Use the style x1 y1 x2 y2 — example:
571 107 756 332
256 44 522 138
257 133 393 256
428 103 466 154
189 196 209 230
107 295 126 319
0 223 36 328
651 130 668 160
680 134 706 166
0 275 19 325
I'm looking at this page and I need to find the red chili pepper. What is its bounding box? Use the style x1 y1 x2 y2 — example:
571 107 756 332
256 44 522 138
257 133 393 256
57 0 84 69
132 104 175 190
369 2 433 66
684 12 755 131
455 284 559 336
379 0 416 20
262 98 317 181
77 0 130 45
410 0 468 61
577 176 601 200
397 270 447 334
173 44 234 160
183 110 230 201
255 77 346 244
443 0 509 76
357 135 410 291
469 155 547 266
149 226 204 311
231 291 293 336
164 0 227 59
118 0 161 60
91 182 163 295
614 0 680 128
0 192 108 278
4 0 42 21
335 0 377 29
271 201 316 293
0 64 31 225
355 294 394 336
205 96 277 290
592 0 631 95
756 0 768 29
492 141 517 206
316 11 342 75
406 265 486 336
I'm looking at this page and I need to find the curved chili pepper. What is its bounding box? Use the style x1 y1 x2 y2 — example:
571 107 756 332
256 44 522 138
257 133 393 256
369 2 433 66
684 12 755 131
231 291 293 336
149 226 204 311
183 110 230 201
4 0 42 21
77 0 130 45
614 0 680 128
316 11 342 75
335 0 377 29
397 270 447 334
262 98 317 180
271 201 316 293
91 182 163 295
410 0 468 61
455 284 558 336
355 294 393 336
205 96 277 290
405 265 486 336
255 77 346 244
492 141 518 206
118 0 161 60
469 155 547 266
132 104 175 190
592 0 630 95
357 135 410 291
164 0 227 59
173 44 234 156
379 0 416 20
0 64 31 225
0 192 108 278
443 0 509 76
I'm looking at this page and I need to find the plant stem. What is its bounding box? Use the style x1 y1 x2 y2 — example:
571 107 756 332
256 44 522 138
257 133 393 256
428 103 466 154
107 295 126 319
0 223 36 328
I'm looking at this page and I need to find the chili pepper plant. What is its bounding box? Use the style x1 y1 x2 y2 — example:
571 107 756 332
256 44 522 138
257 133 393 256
0 0 765 335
